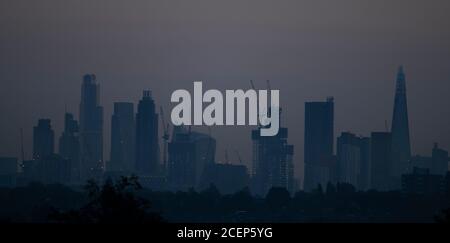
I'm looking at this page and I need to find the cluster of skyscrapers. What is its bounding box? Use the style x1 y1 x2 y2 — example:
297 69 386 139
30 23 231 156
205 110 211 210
0 66 449 196
303 66 449 193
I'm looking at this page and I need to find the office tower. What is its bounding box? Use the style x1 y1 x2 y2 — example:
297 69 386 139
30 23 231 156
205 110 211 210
303 97 334 191
79 74 103 180
135 90 159 176
33 119 54 159
370 132 393 191
168 127 216 190
336 132 371 190
252 126 295 196
359 137 372 190
337 132 361 188
0 157 17 187
431 143 449 176
109 102 135 173
58 113 80 184
391 66 412 187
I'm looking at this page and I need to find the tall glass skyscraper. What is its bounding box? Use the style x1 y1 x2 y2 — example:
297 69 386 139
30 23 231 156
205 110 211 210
109 102 135 173
79 74 103 181
391 66 412 188
303 97 334 191
135 90 159 176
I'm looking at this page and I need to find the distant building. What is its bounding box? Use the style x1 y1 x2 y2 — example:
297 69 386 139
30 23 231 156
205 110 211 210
58 113 80 184
391 66 412 189
252 126 295 196
408 144 448 176
402 167 444 195
370 132 393 191
337 132 371 190
79 74 103 181
168 127 216 190
109 102 135 173
135 90 159 176
33 119 54 160
0 157 17 187
431 143 449 176
22 154 71 185
199 163 249 195
304 97 334 191
410 155 432 170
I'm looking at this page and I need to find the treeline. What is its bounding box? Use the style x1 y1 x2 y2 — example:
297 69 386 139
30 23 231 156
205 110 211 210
0 178 449 223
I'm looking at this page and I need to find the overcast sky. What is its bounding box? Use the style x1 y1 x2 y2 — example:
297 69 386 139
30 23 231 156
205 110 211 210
1 0 450 185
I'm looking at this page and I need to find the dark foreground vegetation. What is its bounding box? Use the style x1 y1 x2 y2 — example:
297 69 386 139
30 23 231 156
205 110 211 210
0 177 449 223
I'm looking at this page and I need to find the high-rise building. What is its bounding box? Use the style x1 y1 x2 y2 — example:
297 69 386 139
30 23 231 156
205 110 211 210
135 90 159 176
304 97 334 191
370 132 393 191
336 132 371 191
431 143 449 176
58 113 80 184
252 126 295 196
79 74 103 181
391 66 412 188
33 119 54 159
109 102 135 173
168 127 216 190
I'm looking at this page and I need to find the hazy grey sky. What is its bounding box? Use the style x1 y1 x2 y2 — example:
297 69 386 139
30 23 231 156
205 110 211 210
1 0 450 184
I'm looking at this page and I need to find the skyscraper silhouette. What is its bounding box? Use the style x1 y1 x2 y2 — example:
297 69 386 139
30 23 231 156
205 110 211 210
33 119 54 159
79 74 103 180
336 132 371 190
135 90 159 176
252 121 295 196
303 97 334 191
370 132 392 191
391 66 412 188
168 127 216 190
58 113 80 183
109 102 135 173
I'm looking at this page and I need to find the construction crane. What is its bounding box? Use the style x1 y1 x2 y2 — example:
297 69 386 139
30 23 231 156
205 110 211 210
234 149 243 164
160 106 170 174
250 80 256 90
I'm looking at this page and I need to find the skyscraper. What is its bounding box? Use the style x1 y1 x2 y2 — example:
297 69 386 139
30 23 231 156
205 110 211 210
391 66 412 188
252 125 295 196
303 97 334 191
431 143 449 176
168 127 216 190
109 102 135 173
58 113 80 183
336 132 371 190
79 74 103 181
370 132 393 191
33 119 54 159
135 90 159 176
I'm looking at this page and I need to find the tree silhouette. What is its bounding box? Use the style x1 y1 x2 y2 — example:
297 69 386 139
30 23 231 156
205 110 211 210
49 176 163 223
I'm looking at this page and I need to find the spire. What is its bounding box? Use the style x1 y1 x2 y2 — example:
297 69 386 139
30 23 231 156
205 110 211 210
391 65 411 187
